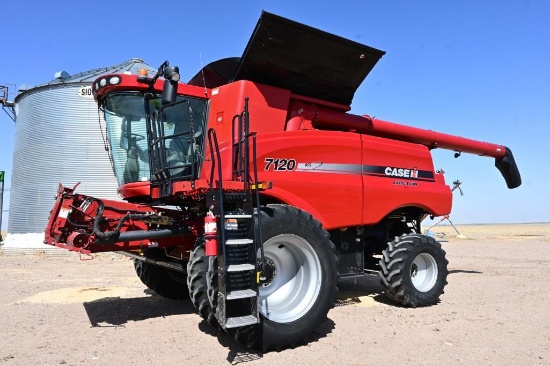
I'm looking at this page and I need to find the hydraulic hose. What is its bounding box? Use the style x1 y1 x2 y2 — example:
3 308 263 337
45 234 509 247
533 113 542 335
89 198 189 244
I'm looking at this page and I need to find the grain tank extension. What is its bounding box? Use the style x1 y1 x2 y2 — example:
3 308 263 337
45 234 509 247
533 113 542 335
43 12 520 351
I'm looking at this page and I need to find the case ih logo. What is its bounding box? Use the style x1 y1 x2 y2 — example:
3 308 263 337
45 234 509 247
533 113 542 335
384 167 419 179
362 165 434 181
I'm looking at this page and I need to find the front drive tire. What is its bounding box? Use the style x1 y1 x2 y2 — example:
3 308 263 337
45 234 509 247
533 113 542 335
133 250 189 300
378 234 448 307
229 204 339 351
187 238 221 329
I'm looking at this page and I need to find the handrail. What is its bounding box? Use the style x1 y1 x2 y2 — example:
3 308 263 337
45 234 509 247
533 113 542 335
231 113 242 180
207 128 227 268
251 133 265 275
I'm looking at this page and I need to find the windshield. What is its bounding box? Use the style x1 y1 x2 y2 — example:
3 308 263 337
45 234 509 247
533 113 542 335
103 92 208 186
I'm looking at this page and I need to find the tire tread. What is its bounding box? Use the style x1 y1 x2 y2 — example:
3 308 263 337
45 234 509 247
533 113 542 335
378 234 449 307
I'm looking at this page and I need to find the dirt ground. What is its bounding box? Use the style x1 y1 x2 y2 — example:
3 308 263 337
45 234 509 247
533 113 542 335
0 224 549 365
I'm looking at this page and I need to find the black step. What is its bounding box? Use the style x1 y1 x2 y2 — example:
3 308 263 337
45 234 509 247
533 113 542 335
227 263 255 272
226 289 256 300
226 238 254 245
222 193 249 202
225 214 253 219
225 315 258 328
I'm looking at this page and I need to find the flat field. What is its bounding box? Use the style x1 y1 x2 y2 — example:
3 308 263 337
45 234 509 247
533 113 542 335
0 223 549 365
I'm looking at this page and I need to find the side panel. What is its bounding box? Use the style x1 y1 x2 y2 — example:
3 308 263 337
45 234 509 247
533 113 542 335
199 80 291 183
361 135 452 224
254 131 363 230
207 80 290 144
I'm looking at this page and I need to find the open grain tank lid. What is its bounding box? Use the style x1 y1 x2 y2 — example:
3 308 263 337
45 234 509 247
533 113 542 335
188 11 386 106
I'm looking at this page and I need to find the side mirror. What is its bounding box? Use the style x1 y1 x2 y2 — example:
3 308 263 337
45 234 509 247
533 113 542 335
161 66 180 106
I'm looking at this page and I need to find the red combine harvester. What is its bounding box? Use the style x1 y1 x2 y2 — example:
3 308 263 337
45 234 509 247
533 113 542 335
44 12 521 351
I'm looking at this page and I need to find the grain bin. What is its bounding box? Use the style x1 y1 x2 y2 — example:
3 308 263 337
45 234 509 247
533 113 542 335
6 59 156 245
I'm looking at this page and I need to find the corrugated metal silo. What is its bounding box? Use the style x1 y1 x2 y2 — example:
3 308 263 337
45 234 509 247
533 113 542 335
7 59 157 236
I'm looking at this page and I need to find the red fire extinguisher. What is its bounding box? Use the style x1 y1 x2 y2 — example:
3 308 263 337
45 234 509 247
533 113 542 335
204 211 218 256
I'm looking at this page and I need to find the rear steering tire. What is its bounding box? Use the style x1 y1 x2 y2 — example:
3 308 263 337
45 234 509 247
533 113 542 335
378 234 448 307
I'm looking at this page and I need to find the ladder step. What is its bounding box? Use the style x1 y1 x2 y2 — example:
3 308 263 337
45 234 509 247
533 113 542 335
222 193 249 202
225 214 253 219
226 238 254 245
225 315 259 328
227 263 255 272
226 289 257 300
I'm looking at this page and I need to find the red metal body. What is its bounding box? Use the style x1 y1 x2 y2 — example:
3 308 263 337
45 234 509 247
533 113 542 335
43 13 520 256
44 72 520 254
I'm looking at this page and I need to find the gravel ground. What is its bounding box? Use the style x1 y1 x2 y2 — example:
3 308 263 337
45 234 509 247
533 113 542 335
0 224 549 365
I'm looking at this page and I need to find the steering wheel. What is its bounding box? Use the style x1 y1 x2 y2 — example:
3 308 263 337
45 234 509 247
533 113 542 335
130 133 145 142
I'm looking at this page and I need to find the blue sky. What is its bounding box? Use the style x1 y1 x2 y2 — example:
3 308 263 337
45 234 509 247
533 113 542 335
1 0 548 228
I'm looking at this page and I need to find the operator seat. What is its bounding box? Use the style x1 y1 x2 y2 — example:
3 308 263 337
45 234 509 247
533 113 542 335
167 138 189 178
123 147 140 183
166 124 204 178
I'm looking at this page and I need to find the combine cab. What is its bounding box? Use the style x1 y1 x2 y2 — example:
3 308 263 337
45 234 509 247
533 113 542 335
44 12 520 351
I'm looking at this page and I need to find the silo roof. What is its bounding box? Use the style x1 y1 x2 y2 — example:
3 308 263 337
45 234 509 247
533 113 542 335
16 58 157 100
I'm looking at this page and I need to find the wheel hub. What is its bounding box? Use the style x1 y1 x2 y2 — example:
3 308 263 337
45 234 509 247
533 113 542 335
257 258 277 287
410 252 438 292
411 263 418 278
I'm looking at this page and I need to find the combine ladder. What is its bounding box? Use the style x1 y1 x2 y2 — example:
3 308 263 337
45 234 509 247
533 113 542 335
206 98 265 329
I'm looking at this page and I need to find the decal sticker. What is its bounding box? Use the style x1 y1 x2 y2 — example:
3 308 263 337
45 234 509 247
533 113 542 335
77 86 93 99
385 167 418 178
363 165 435 182
393 181 418 187
58 208 70 219
300 162 324 170
296 163 361 174
273 161 434 181
264 158 297 171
